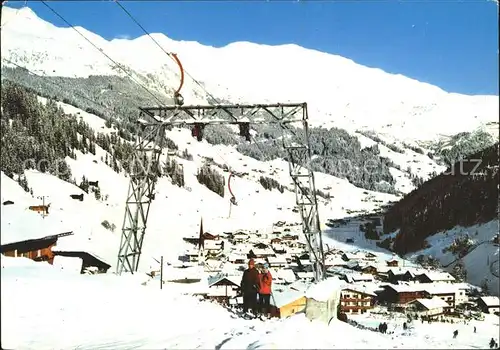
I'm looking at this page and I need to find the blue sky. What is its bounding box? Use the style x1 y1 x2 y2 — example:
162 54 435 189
7 0 499 95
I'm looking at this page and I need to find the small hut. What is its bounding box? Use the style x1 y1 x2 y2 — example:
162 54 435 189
270 285 306 319
305 277 346 324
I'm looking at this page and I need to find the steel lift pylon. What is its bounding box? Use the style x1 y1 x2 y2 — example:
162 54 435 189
116 103 326 282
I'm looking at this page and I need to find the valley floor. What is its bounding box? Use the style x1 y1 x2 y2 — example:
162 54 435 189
2 256 499 350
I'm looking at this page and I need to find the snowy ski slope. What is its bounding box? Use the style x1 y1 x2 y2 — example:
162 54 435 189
405 220 500 296
2 256 500 349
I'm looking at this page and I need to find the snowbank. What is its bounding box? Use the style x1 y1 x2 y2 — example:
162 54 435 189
2 256 500 349
306 277 346 302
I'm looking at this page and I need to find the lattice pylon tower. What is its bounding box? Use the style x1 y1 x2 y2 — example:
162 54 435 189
280 108 325 282
116 103 326 281
116 121 167 275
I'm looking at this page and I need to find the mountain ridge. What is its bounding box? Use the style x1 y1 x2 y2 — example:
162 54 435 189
2 5 498 142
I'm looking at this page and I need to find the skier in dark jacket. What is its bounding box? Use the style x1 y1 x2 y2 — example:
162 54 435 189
241 259 260 314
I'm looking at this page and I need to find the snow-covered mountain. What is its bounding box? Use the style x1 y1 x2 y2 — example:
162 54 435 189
2 6 500 348
2 5 498 142
1 3 498 277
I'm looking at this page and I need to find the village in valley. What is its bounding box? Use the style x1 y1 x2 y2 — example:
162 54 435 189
5 185 497 336
136 213 500 342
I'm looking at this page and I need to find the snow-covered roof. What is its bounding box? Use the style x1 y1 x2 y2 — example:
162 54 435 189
345 273 374 283
272 268 297 283
479 296 500 307
342 252 363 260
228 253 247 261
374 265 392 274
233 243 252 253
419 271 455 282
251 248 275 256
306 277 347 301
406 268 432 277
268 256 288 264
383 282 460 295
271 243 287 251
234 231 249 237
271 285 306 308
382 283 426 293
325 256 346 266
1 205 74 246
204 259 223 268
342 284 377 297
287 247 305 255
358 262 379 269
204 240 223 250
208 274 241 288
453 282 472 290
423 283 460 295
52 234 113 265
387 266 422 275
327 266 352 275
343 261 359 269
297 272 314 279
411 297 449 310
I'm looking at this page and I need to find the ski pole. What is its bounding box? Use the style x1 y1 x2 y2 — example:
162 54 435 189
270 291 277 316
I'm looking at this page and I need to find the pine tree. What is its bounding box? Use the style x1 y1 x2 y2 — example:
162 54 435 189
94 186 101 200
452 260 467 282
481 279 489 294
79 175 89 193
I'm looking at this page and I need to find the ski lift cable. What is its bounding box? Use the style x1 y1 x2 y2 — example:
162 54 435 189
112 0 222 105
113 0 278 203
112 0 239 172
40 0 167 107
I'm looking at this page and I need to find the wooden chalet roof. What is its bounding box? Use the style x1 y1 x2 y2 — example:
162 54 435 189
208 274 241 288
410 297 449 310
478 296 500 307
1 231 74 250
1 204 74 246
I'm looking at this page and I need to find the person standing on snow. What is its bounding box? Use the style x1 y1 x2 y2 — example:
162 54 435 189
241 259 260 314
258 263 273 317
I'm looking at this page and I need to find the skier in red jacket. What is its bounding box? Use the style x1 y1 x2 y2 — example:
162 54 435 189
258 263 273 317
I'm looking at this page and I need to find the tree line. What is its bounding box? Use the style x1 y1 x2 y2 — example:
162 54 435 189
384 143 499 254
0 81 184 188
